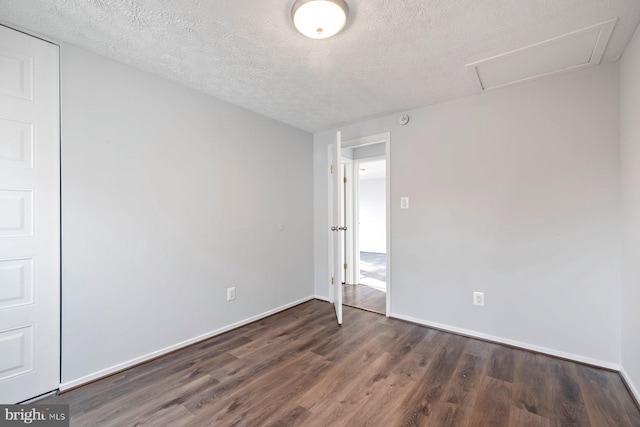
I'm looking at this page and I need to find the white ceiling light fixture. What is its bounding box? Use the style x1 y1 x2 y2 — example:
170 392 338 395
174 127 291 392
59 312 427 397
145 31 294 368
291 0 349 39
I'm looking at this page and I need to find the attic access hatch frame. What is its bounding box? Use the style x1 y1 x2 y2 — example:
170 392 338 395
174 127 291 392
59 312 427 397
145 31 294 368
466 18 617 92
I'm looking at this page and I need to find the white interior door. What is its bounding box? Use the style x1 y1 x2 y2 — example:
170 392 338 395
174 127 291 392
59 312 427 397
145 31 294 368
0 25 60 403
332 131 343 324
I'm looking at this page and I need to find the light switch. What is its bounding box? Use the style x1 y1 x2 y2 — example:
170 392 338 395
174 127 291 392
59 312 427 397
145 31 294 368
400 197 409 209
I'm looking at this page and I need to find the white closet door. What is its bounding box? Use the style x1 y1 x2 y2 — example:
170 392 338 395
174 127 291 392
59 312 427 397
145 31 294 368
0 25 60 403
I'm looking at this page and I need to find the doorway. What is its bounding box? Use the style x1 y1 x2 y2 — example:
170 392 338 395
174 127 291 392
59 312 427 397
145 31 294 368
331 132 390 317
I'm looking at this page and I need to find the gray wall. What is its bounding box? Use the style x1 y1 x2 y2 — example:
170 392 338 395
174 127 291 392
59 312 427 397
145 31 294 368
353 143 385 159
314 62 621 366
620 23 640 401
60 44 313 385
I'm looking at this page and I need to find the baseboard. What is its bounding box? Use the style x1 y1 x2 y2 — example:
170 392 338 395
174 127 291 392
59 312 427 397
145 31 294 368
620 367 640 409
314 295 331 303
20 390 58 404
389 312 620 371
60 296 315 391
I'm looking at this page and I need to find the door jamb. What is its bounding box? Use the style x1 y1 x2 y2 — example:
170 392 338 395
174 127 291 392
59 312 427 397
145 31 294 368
341 158 356 285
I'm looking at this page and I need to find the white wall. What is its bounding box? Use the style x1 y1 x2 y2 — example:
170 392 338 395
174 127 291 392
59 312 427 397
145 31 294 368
314 62 621 366
620 23 640 401
359 177 386 253
60 44 314 386
353 143 385 159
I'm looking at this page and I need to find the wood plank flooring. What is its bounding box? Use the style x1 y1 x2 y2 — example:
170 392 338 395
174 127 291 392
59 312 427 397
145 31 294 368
41 300 640 426
343 284 386 314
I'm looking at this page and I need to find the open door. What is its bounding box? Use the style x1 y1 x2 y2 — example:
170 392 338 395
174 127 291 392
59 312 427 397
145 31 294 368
331 131 343 324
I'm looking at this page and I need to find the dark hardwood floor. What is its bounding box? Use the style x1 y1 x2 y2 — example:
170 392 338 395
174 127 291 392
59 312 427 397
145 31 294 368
42 300 640 426
343 284 386 314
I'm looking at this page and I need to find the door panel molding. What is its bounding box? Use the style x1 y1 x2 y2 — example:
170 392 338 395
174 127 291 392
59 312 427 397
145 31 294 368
0 24 60 404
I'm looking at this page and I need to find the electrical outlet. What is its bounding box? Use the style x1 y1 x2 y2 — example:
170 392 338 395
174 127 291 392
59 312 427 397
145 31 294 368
400 197 409 209
473 292 484 306
227 287 236 301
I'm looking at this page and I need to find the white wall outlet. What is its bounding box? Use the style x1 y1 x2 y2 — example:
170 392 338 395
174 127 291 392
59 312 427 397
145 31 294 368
473 292 484 306
227 287 236 301
400 197 409 209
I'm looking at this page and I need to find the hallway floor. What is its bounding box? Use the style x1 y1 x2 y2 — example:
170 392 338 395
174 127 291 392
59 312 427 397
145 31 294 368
359 251 386 290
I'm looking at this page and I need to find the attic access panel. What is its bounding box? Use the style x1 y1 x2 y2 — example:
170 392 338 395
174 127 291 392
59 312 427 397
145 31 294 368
466 19 617 92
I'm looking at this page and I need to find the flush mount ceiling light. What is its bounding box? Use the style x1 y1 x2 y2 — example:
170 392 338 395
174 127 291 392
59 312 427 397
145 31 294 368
291 0 349 39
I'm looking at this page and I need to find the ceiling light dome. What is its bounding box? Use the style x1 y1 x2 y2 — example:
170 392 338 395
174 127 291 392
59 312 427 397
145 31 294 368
292 0 349 39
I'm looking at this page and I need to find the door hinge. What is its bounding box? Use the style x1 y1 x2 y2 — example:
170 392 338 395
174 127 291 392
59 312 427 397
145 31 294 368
344 176 347 183
344 263 348 270
331 276 334 284
330 165 334 174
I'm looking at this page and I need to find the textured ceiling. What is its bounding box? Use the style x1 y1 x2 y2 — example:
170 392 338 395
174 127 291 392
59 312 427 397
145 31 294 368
1 0 639 132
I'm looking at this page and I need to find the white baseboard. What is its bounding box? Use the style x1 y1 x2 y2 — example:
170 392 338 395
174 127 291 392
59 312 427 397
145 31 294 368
60 296 315 391
389 312 620 371
313 295 331 303
620 367 640 406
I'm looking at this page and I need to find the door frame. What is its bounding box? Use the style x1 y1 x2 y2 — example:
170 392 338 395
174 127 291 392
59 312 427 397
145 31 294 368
351 154 386 287
328 132 391 316
341 158 356 285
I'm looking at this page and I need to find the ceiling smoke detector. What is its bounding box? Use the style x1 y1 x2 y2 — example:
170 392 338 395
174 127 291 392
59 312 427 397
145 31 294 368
291 0 349 39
